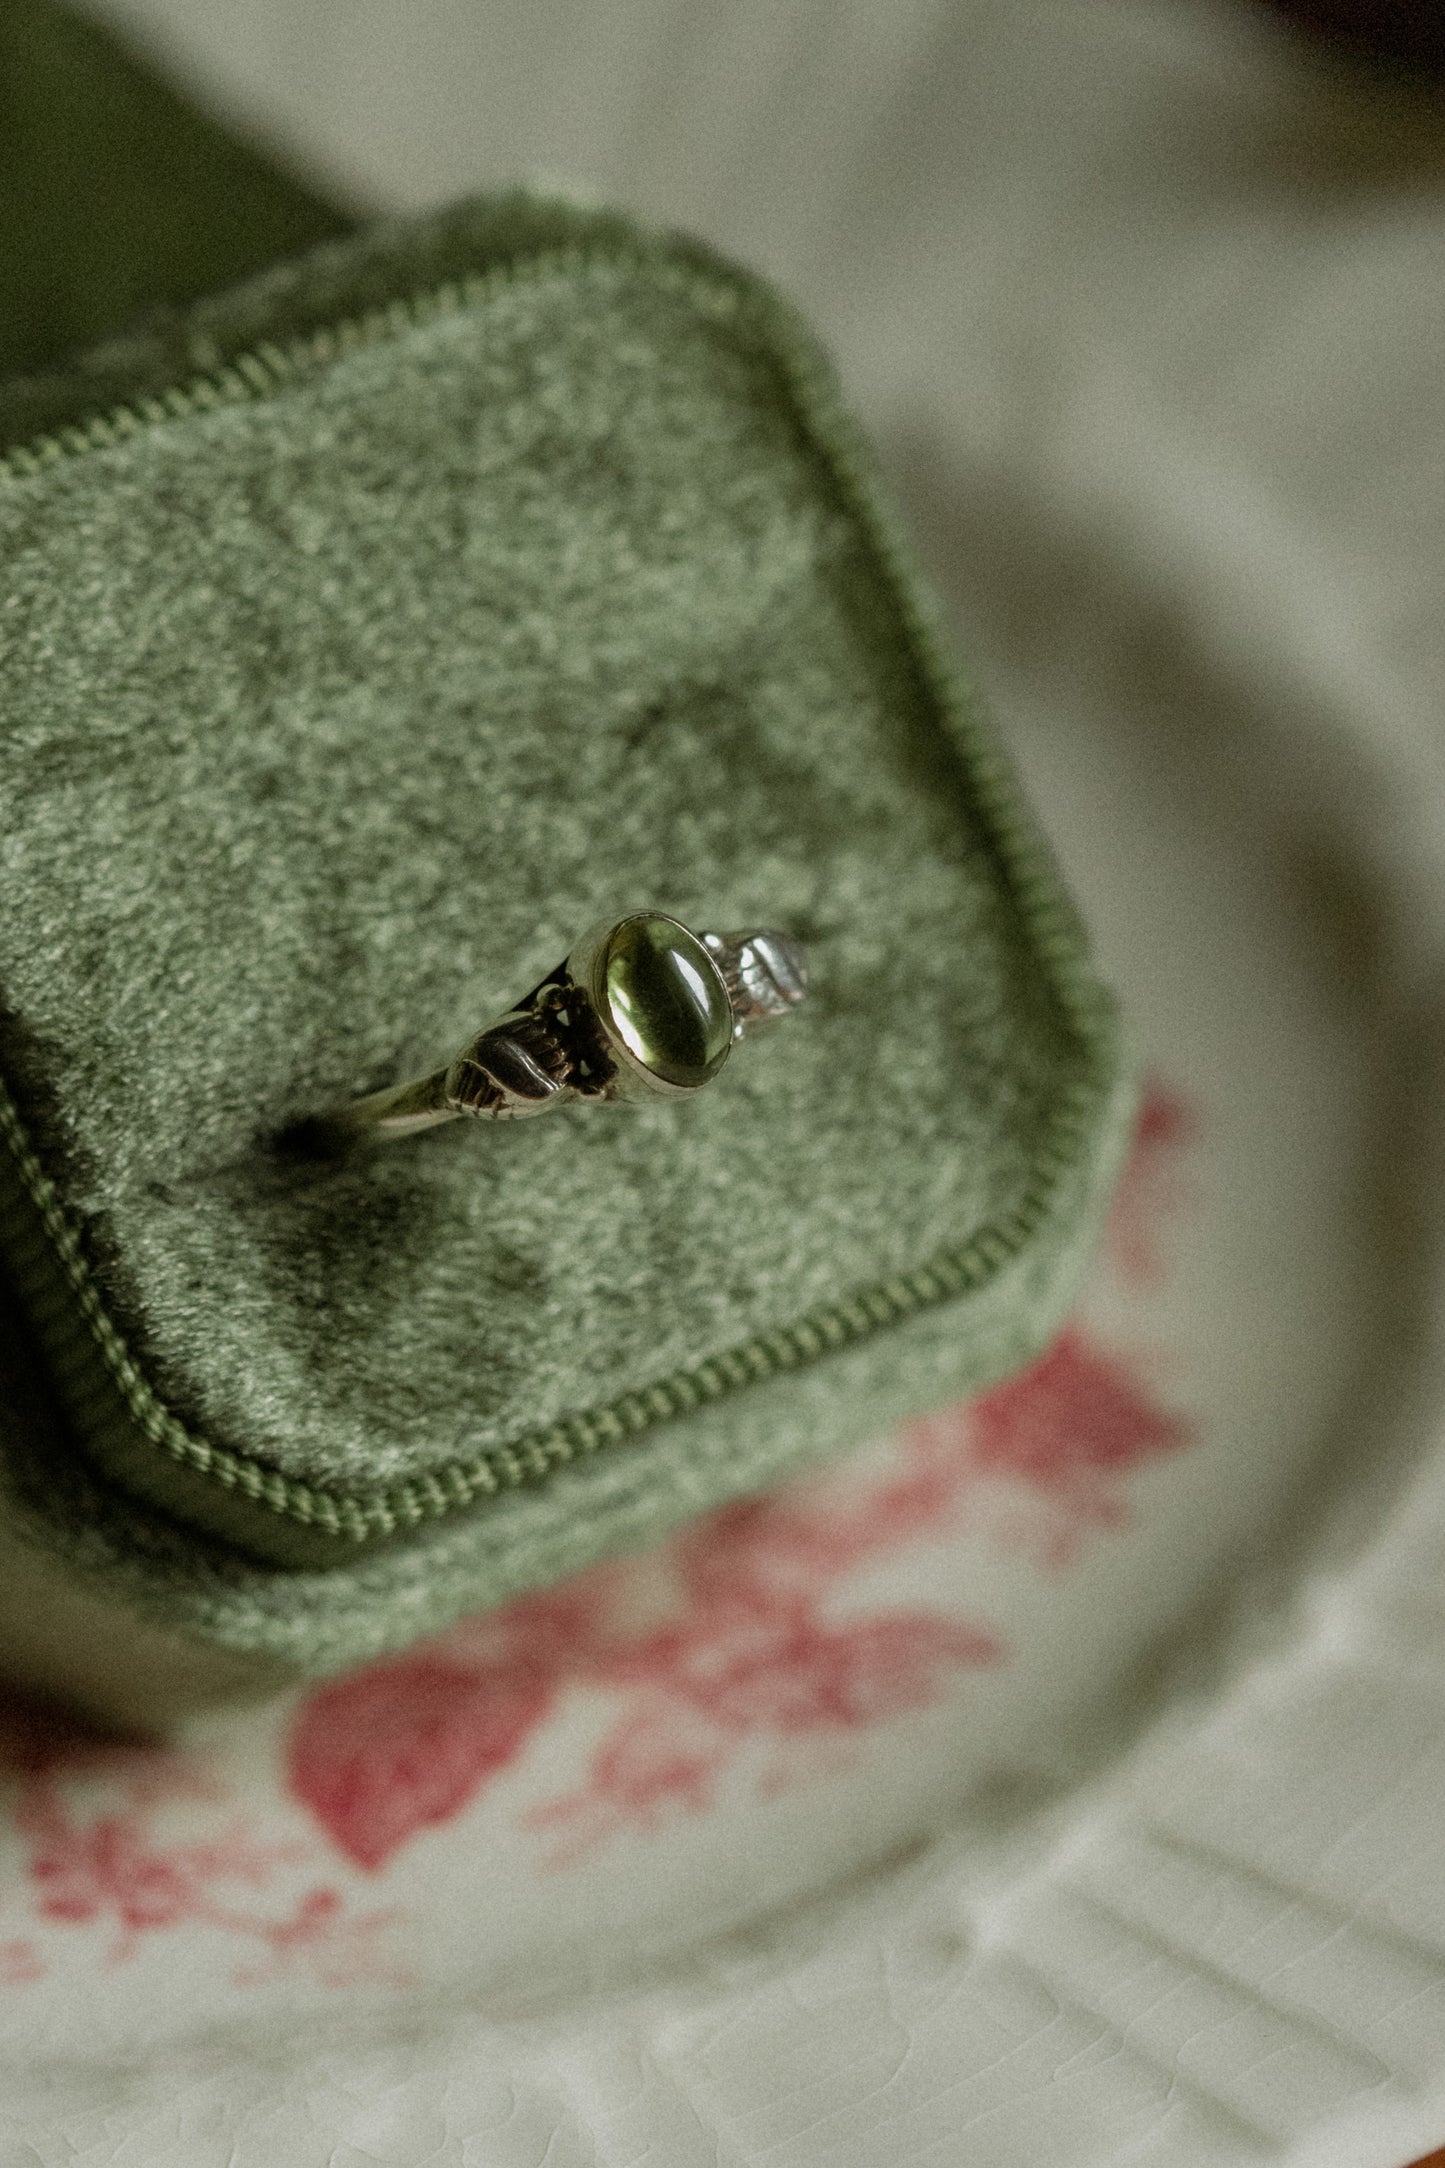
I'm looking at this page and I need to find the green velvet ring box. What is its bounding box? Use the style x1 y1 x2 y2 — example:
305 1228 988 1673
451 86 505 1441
0 183 1127 1722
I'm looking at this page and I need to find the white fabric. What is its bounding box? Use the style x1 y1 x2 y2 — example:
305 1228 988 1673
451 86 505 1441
5 1 1444 2159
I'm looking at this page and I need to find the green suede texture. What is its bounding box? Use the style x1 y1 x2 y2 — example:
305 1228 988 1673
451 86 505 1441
0 190 1127 1669
0 0 351 388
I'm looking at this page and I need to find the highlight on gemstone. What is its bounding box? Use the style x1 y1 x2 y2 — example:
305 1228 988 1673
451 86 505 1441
601 915 733 1089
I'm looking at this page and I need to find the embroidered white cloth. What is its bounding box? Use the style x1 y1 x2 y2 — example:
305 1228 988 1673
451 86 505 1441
5 1 1444 2160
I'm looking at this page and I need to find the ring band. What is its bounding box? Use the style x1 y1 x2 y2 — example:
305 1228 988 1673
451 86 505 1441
319 912 808 1139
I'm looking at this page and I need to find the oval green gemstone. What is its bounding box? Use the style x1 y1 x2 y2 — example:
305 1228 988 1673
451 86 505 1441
601 916 733 1089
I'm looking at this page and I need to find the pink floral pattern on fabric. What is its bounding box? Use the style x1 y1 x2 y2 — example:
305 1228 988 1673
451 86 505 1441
1106 1075 1197 1287
942 1326 1193 1567
291 1552 1004 1872
0 1690 408 1984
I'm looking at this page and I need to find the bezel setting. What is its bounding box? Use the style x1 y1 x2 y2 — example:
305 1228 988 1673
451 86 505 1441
568 912 735 1100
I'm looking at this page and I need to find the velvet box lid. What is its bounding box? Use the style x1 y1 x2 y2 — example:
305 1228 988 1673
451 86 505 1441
0 195 1126 1711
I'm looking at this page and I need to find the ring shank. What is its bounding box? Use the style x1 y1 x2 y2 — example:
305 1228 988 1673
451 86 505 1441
314 1067 455 1139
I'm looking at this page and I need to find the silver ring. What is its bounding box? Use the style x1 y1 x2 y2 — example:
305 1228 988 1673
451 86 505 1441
320 912 808 1139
